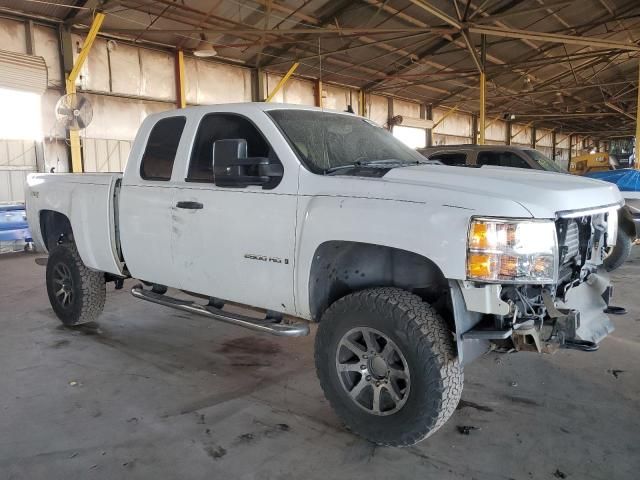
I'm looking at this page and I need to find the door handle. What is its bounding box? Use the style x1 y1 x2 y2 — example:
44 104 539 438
175 201 203 210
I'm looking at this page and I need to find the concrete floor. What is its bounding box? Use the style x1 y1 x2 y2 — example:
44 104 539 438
0 252 639 480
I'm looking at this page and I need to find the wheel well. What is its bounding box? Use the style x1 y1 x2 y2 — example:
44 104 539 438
309 241 452 326
619 207 636 238
40 210 73 251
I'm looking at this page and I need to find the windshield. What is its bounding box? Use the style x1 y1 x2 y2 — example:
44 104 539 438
524 149 566 173
267 109 425 174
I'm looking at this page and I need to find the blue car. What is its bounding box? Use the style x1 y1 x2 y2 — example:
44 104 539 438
0 203 33 250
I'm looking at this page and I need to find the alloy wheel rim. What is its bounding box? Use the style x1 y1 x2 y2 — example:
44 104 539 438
335 327 410 416
52 263 74 308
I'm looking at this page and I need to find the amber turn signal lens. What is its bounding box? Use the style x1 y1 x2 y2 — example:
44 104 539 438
467 253 493 278
469 222 489 250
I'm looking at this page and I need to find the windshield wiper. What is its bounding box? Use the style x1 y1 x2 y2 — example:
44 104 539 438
324 159 423 175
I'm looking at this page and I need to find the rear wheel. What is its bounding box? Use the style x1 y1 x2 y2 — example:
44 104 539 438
603 229 633 271
315 287 463 446
46 244 106 326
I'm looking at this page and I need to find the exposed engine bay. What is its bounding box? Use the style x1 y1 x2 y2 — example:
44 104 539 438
494 210 617 353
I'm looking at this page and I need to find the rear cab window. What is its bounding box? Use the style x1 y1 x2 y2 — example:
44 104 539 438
477 151 530 169
140 116 186 181
427 152 468 166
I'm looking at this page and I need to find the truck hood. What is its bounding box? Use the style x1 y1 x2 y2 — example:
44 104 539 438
383 164 623 218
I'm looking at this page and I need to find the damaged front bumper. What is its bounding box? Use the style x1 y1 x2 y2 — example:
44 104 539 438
555 272 614 344
451 270 615 365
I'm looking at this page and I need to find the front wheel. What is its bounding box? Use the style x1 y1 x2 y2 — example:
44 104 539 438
315 288 463 446
46 244 106 326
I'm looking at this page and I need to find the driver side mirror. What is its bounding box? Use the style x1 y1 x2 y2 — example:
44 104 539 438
212 139 283 188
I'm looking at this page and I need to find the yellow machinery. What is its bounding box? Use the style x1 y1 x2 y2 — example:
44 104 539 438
569 137 635 175
568 151 612 175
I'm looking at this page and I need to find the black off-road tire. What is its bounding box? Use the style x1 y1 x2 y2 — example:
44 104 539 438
46 243 106 326
604 229 633 272
315 287 463 447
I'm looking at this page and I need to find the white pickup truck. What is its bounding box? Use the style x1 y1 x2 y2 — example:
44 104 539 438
26 103 623 446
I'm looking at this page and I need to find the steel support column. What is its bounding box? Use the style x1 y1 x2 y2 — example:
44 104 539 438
25 20 35 55
479 35 486 145
315 79 323 108
531 126 537 148
252 68 266 102
426 104 433 147
569 134 573 161
636 61 640 169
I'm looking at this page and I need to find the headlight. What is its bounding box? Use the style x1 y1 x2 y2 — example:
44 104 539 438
467 218 558 283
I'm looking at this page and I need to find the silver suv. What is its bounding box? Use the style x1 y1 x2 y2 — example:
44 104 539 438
418 144 565 172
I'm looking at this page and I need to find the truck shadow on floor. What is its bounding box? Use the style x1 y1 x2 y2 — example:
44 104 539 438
51 319 296 382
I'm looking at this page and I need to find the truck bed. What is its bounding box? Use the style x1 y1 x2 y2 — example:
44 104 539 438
25 173 124 275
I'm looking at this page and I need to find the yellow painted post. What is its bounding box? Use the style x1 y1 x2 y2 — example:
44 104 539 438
636 61 640 169
265 62 299 102
66 12 105 173
175 50 186 108
68 128 83 174
479 71 486 145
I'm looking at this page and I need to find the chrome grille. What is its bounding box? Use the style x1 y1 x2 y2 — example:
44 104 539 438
557 217 585 268
564 221 579 261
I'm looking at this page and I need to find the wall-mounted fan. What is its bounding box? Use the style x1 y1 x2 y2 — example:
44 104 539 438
55 93 93 130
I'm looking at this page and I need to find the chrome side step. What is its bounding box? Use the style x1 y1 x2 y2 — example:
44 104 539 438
130 285 309 337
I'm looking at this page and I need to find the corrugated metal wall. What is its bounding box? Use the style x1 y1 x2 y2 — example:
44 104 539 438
556 133 570 168
83 138 131 173
433 107 473 145
0 139 37 202
367 94 388 126
264 73 315 105
535 128 553 160
485 119 507 145
511 124 532 147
